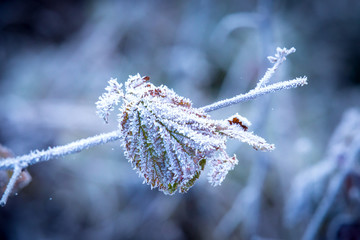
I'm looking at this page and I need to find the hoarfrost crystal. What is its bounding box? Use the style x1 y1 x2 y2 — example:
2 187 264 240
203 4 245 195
97 74 274 194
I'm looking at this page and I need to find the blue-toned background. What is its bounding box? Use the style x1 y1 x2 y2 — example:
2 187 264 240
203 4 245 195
0 0 359 239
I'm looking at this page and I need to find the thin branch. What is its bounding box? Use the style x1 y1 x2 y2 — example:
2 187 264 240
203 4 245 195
0 130 121 171
255 47 296 89
201 77 307 113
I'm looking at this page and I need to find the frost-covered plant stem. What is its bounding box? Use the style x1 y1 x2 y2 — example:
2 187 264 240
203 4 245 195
0 47 307 206
201 76 306 112
256 47 296 89
0 131 120 205
0 131 121 171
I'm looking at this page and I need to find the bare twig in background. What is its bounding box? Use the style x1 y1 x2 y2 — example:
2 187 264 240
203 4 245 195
301 109 360 240
285 109 360 239
214 155 270 239
284 160 337 228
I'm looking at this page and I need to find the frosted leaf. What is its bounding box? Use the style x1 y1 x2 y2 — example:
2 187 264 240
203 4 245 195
114 74 274 194
119 75 222 193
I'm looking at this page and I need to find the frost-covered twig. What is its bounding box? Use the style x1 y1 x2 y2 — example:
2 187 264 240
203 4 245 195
0 131 121 171
0 47 307 205
201 76 307 112
255 47 296 89
202 45 306 113
0 131 120 205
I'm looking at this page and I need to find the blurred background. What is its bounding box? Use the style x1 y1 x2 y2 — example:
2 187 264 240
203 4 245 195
0 0 359 239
